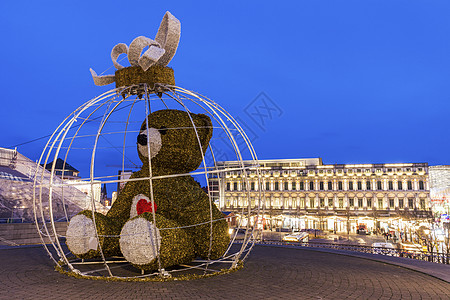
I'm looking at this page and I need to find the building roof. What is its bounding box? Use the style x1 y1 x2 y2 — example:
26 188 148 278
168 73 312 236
42 158 79 172
0 166 31 182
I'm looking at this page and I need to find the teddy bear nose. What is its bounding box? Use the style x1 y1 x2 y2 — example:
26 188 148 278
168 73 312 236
137 133 147 145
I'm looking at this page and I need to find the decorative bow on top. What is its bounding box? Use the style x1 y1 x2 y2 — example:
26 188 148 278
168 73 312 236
90 11 181 86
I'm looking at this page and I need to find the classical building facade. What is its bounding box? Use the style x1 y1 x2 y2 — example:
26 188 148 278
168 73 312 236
209 158 432 233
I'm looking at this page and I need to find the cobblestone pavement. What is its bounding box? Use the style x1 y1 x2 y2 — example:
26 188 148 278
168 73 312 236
1 245 449 299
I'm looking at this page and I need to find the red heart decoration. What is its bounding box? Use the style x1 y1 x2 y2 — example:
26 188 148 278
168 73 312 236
136 199 157 215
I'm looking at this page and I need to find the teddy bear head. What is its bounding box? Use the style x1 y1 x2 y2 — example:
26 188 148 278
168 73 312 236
137 109 213 174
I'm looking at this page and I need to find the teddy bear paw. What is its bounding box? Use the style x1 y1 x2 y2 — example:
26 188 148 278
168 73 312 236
66 214 99 255
119 217 161 266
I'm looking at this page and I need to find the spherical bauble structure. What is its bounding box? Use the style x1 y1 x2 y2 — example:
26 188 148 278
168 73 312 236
33 83 264 280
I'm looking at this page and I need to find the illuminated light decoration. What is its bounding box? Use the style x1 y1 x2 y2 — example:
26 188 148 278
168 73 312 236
90 11 181 86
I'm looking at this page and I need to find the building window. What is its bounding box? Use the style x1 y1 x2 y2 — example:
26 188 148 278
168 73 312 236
327 181 333 190
357 181 362 190
358 198 363 208
338 198 343 208
309 198 315 208
388 181 393 190
251 182 255 191
349 181 354 190
407 181 413 190
408 198 414 209
366 181 371 190
378 198 383 209
319 182 324 190
274 182 279 191
226 182 230 190
399 198 404 208
320 198 325 207
398 181 403 190
367 199 372 208
309 181 314 190
377 181 382 190
299 182 304 190
284 182 289 190
266 182 270 190
419 180 425 190
420 199 425 209
233 182 238 190
300 198 305 208
338 181 343 190
327 198 333 207
389 198 394 208
349 198 354 207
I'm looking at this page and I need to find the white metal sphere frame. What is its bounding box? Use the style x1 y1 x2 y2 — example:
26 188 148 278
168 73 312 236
33 83 265 280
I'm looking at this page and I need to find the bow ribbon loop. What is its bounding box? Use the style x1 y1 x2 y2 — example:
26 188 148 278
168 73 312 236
91 11 180 86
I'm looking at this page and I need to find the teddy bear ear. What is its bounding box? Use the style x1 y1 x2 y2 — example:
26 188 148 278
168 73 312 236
194 113 213 150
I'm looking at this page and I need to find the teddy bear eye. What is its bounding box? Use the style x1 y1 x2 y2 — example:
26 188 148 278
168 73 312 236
159 126 168 135
137 133 147 145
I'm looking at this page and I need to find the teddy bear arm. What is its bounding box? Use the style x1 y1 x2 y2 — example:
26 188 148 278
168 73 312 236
106 171 149 226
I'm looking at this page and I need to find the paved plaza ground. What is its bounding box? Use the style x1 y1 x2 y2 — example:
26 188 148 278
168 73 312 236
1 244 449 299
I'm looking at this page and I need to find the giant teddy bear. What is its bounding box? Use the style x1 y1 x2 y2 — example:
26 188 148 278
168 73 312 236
66 109 229 271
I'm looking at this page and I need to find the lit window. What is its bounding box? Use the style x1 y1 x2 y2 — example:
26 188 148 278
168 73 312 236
320 198 325 207
309 198 315 208
378 198 383 209
339 198 343 208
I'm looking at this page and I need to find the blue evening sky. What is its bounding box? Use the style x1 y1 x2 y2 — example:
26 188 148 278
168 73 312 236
1 0 449 171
